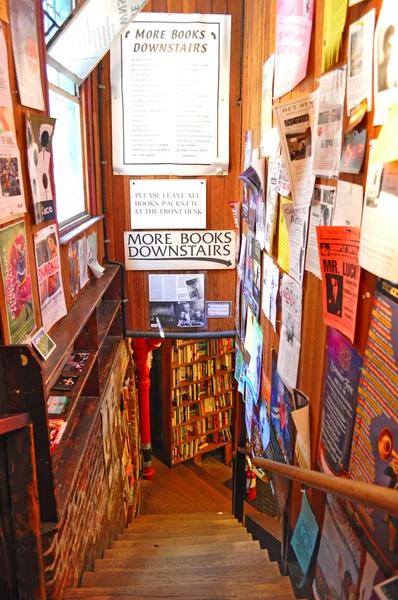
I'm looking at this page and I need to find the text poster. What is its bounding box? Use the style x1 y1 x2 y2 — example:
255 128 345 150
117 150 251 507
111 13 231 176
306 185 336 279
277 196 292 272
0 220 36 343
9 0 45 110
319 329 363 476
360 150 398 284
374 0 398 125
277 273 302 391
273 93 317 208
348 280 398 570
124 230 235 271
34 225 67 332
313 495 362 600
69 236 89 298
282 203 309 286
260 54 274 146
274 0 314 100
0 24 12 108
317 226 361 343
148 273 206 329
265 156 281 253
129 179 206 229
262 252 279 331
333 180 363 228
26 115 56 224
347 10 375 119
321 0 348 74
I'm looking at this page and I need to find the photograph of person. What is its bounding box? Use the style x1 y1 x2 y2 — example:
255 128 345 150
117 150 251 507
378 25 398 92
325 273 343 317
350 27 363 78
185 276 204 300
286 127 312 161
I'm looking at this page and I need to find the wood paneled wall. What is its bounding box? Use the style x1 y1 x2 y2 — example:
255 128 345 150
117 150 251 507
100 0 244 333
241 0 382 524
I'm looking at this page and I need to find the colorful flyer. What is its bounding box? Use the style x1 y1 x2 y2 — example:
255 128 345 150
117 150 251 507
321 0 348 74
9 0 45 110
270 359 294 465
319 329 363 476
26 115 56 224
274 0 314 100
291 491 319 581
317 226 361 343
34 225 66 331
0 220 36 343
277 196 292 272
348 280 398 570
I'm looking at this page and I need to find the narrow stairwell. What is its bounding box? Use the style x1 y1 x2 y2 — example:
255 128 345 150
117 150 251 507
65 458 294 599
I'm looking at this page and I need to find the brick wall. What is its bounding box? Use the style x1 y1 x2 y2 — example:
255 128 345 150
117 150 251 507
41 342 137 599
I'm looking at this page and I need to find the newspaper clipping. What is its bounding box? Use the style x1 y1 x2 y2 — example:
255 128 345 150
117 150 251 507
277 273 302 391
306 185 336 279
148 273 206 329
282 202 309 286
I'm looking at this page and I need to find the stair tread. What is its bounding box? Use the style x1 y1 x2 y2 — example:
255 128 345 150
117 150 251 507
94 546 269 571
121 529 243 539
113 533 251 547
134 512 232 520
104 540 260 558
127 520 241 532
65 580 294 599
94 550 269 572
82 567 285 587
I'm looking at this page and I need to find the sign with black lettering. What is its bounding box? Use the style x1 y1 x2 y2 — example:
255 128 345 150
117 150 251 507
124 230 235 270
111 13 231 175
130 179 206 229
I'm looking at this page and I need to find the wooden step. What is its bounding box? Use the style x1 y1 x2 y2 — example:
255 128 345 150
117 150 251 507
121 527 243 539
124 520 241 533
173 463 233 510
93 549 269 572
103 540 260 559
134 512 231 521
65 579 294 599
82 563 282 588
113 532 251 548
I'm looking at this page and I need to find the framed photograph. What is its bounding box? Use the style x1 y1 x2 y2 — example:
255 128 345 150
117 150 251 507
31 327 56 360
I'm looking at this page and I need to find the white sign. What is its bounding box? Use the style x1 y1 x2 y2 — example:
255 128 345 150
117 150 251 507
111 13 231 175
124 230 235 270
205 301 232 318
130 179 206 229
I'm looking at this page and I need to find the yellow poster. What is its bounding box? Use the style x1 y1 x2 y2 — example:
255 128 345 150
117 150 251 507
0 1 9 23
321 0 348 73
371 102 398 164
277 196 292 271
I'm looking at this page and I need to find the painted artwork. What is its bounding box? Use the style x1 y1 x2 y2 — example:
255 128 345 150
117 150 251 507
0 220 36 343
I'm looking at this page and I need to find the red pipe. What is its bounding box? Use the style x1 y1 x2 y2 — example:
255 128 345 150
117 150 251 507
131 338 162 480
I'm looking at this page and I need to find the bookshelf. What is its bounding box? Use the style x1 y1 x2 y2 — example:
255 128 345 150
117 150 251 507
151 338 236 467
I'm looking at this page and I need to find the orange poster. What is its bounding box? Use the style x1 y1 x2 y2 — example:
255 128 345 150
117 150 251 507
316 226 361 342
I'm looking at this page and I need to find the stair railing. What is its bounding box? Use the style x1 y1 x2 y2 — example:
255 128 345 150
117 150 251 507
232 446 398 520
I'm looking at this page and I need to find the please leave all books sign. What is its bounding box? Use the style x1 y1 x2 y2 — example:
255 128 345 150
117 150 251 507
124 230 235 270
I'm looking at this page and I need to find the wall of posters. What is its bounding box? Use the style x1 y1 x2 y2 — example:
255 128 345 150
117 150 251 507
34 225 66 333
274 0 314 100
273 93 317 208
348 280 398 570
148 273 206 329
26 115 56 224
9 0 45 110
319 329 363 476
111 13 231 176
0 220 36 343
317 226 361 343
124 230 235 271
129 179 206 230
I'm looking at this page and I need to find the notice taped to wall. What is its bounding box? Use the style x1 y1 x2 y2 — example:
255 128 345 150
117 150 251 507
124 230 234 271
317 226 361 343
148 273 206 329
111 13 231 176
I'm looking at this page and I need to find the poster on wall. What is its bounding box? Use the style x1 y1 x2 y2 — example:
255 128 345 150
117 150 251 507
347 10 375 120
260 54 274 146
129 179 206 230
270 359 294 465
47 0 148 83
374 0 398 125
0 220 36 344
9 0 45 110
148 273 206 329
124 230 235 271
34 225 67 332
318 328 363 476
273 92 317 208
0 129 26 223
69 236 89 298
26 115 56 224
305 185 336 279
0 24 12 108
281 202 309 286
273 0 314 100
348 279 398 570
277 273 302 391
111 13 231 176
317 226 361 343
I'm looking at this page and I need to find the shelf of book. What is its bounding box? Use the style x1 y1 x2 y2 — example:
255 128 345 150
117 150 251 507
171 349 235 370
171 440 231 466
172 405 234 428
172 387 235 408
172 422 234 447
171 368 235 390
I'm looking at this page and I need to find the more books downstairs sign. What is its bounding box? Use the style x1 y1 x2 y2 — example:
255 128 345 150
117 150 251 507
124 230 235 270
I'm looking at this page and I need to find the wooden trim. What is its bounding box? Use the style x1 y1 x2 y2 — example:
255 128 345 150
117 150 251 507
59 215 104 245
0 413 30 435
251 456 398 519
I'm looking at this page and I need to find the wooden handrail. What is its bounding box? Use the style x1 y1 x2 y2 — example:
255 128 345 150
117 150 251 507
0 413 30 435
250 455 398 518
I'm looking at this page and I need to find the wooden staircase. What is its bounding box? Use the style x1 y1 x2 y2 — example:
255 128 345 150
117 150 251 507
65 513 295 599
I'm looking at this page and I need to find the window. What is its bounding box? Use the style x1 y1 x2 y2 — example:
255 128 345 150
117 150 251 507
43 0 88 227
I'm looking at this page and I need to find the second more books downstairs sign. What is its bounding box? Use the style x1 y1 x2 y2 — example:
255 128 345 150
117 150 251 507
124 230 235 270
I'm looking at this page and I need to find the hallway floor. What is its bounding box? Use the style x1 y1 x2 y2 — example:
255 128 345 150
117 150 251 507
140 454 258 516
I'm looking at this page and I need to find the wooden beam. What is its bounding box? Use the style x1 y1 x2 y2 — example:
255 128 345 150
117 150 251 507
0 413 29 435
